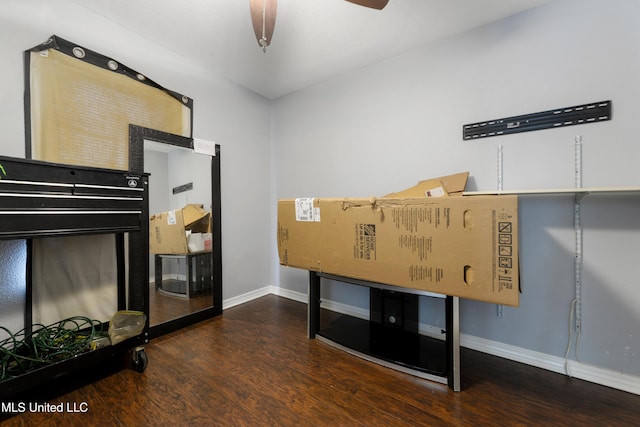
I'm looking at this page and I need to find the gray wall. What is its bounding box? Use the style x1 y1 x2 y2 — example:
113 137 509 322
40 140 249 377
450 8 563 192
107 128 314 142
273 0 640 377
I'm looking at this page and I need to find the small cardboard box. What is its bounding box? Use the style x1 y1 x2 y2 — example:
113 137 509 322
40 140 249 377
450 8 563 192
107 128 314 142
383 172 469 198
277 191 519 306
150 204 212 254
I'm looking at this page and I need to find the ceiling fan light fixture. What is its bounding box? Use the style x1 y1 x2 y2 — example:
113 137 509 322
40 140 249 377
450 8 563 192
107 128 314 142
249 0 387 52
250 0 277 52
344 0 389 10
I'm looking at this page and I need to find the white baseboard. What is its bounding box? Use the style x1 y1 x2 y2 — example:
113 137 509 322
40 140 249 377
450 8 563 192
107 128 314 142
224 287 640 395
461 334 640 395
566 359 640 395
222 286 273 310
269 286 307 304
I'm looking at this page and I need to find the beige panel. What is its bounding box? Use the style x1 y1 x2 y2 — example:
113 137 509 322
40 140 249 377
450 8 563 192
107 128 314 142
29 49 190 170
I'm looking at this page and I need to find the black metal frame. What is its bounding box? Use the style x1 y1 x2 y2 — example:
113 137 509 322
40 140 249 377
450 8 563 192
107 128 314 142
0 155 149 400
129 125 223 340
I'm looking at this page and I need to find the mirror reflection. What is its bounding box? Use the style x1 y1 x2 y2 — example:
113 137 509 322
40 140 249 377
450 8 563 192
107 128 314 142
144 140 213 327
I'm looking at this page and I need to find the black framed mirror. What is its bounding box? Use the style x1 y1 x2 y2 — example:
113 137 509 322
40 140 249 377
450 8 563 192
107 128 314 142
129 125 222 339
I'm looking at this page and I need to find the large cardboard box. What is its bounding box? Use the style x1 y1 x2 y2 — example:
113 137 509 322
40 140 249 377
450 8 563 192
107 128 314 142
150 204 212 254
277 194 519 306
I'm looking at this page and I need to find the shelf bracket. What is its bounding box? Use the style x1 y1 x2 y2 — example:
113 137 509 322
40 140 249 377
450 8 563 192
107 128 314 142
574 136 583 334
575 191 590 203
497 144 504 318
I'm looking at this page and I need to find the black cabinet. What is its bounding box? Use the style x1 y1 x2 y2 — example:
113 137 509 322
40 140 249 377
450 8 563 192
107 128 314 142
0 156 149 400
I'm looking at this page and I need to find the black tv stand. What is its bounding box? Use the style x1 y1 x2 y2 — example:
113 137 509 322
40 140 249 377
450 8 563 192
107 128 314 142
308 271 461 391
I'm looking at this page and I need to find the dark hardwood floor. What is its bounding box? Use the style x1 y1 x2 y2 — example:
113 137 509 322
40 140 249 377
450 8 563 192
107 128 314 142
149 283 213 326
2 295 639 426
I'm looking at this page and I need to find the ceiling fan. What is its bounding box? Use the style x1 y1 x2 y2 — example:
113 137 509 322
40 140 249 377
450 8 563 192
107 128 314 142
250 0 389 52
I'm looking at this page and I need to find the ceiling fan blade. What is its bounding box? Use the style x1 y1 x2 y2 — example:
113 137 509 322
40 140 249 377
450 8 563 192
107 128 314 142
345 0 389 10
250 0 277 49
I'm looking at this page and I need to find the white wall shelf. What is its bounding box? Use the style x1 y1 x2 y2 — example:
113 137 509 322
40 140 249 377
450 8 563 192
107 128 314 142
463 186 640 196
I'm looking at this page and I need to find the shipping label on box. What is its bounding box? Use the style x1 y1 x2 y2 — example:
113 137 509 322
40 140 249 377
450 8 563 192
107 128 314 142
278 195 519 306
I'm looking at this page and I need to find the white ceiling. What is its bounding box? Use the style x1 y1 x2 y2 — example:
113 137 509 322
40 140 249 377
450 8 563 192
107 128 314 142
70 0 552 99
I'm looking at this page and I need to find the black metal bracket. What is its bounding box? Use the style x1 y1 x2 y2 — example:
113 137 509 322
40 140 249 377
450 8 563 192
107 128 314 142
173 182 193 194
463 100 612 140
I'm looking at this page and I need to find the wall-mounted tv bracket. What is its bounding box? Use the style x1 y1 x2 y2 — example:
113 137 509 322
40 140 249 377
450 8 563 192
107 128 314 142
463 100 611 140
173 182 193 194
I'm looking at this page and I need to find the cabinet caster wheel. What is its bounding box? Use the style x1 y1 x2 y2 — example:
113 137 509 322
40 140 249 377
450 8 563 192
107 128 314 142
132 346 148 373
